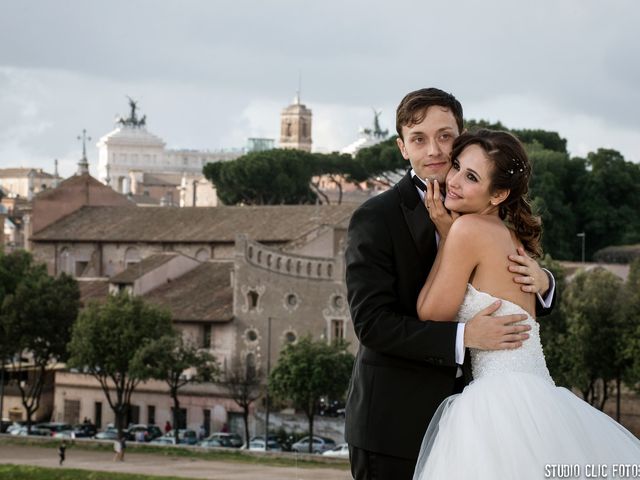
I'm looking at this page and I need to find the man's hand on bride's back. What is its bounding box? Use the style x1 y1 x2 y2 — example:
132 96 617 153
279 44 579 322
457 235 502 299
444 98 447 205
463 301 530 350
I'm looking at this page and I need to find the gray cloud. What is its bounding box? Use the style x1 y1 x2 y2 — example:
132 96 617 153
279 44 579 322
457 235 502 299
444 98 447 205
0 0 638 177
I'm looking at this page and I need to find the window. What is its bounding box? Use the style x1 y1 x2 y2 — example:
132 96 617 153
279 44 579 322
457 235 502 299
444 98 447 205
203 324 212 348
63 399 80 425
246 353 256 380
331 319 345 342
245 329 258 342
247 290 259 310
171 407 187 429
284 331 297 344
94 402 103 429
75 261 89 277
286 294 297 307
147 405 156 426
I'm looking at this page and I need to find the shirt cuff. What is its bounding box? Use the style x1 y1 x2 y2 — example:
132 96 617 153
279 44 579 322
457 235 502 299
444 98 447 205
536 268 556 309
455 323 466 365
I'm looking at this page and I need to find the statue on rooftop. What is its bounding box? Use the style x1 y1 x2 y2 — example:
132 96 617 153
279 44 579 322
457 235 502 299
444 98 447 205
116 97 147 128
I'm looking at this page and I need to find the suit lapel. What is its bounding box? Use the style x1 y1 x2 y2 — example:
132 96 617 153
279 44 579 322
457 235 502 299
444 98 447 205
396 171 438 265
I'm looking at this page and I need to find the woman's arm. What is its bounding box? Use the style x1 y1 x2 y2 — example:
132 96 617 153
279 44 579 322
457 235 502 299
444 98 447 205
416 215 483 322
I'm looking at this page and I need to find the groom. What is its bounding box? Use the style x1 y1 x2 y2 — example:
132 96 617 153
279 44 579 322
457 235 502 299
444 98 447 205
344 88 555 479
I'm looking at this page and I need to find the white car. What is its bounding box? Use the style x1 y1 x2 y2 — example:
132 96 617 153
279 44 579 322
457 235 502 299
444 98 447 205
322 443 349 458
248 439 282 451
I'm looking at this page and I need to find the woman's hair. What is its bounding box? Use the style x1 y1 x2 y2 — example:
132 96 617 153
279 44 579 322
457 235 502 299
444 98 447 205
451 129 543 257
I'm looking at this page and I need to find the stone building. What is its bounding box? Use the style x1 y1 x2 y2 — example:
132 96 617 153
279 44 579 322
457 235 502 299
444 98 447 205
96 99 239 204
279 94 312 152
27 192 356 434
0 167 61 200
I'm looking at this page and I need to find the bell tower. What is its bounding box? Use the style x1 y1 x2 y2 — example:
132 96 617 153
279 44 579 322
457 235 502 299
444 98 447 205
279 92 312 152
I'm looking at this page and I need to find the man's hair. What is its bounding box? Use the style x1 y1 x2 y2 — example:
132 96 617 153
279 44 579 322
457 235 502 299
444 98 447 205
395 88 463 139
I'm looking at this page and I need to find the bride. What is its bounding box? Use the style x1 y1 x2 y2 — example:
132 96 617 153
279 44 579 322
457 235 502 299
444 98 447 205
413 129 640 479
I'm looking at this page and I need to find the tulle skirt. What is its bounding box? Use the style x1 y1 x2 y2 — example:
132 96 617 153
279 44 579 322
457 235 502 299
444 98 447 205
413 373 640 479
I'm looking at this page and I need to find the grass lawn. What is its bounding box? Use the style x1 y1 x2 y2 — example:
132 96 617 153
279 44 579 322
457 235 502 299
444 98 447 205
0 465 193 480
0 437 350 470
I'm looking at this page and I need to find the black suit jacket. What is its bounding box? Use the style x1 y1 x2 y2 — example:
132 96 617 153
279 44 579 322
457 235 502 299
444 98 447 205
344 170 554 460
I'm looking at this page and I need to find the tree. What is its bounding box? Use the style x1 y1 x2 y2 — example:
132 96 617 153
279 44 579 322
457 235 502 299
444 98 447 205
222 361 264 446
0 251 79 432
67 293 173 438
203 149 319 205
132 333 219 443
536 255 571 387
269 337 354 452
621 259 640 399
573 149 640 259
560 267 626 410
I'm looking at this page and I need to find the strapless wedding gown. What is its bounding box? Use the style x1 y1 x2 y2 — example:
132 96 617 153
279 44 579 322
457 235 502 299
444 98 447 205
413 284 640 480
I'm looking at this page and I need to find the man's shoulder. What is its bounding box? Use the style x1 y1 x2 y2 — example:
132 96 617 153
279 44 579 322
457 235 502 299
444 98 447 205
353 186 400 216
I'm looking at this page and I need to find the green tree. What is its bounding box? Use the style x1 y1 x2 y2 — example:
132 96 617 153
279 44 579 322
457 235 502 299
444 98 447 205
561 267 626 410
351 137 405 186
528 146 587 259
574 149 640 259
621 259 640 397
0 251 79 432
537 255 570 386
269 336 354 453
203 149 319 205
67 293 173 438
132 334 219 443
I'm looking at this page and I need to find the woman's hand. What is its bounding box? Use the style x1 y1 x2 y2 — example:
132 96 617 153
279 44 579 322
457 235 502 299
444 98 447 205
425 179 459 240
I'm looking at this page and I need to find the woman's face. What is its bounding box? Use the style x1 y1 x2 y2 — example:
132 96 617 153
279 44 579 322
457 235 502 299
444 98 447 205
444 143 504 214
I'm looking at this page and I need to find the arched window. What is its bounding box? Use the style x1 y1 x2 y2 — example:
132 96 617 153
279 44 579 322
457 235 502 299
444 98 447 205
247 290 259 310
58 248 73 275
124 247 140 268
245 353 256 380
195 248 210 262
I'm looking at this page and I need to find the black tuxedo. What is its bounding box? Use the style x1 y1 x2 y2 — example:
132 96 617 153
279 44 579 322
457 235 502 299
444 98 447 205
344 170 554 463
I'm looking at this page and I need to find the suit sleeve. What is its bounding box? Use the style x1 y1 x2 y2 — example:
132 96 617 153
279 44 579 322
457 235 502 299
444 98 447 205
535 270 556 317
345 204 458 367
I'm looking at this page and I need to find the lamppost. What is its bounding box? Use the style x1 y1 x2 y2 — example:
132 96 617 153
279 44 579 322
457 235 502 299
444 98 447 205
577 232 586 263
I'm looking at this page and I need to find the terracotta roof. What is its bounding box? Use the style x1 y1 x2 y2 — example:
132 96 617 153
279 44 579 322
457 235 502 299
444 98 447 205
110 253 179 283
77 278 109 305
143 261 234 322
0 168 56 179
31 204 356 243
127 194 161 206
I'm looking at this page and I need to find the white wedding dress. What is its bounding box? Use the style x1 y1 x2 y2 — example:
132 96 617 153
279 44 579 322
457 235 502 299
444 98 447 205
413 284 640 480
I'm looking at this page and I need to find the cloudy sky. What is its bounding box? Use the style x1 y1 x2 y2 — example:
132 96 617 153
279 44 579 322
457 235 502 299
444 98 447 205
1 0 638 178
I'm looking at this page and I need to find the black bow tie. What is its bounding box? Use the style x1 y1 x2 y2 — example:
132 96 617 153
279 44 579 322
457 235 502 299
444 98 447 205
412 175 428 192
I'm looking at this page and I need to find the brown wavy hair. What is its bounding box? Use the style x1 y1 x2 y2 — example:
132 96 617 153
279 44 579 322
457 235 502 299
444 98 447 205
450 129 542 257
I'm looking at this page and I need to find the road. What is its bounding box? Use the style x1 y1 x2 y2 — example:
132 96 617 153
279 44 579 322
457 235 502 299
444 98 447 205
0 444 352 480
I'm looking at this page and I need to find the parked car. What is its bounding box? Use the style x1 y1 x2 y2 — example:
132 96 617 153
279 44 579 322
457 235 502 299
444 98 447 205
95 428 119 441
291 436 336 454
72 423 98 438
6 422 26 435
13 426 51 436
162 429 198 445
202 432 243 448
36 422 73 436
322 443 349 458
150 436 178 445
126 424 162 442
248 439 282 452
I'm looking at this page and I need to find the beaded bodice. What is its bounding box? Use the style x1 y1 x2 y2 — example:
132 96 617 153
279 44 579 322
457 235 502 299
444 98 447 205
456 284 554 384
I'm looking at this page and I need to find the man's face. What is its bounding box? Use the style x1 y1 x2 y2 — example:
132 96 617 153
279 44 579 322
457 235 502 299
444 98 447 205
396 106 459 184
